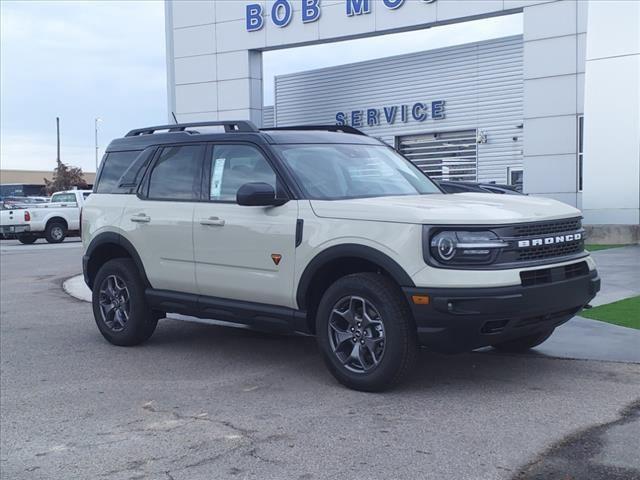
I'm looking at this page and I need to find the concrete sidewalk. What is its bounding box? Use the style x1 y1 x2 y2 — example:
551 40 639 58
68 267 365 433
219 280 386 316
589 245 640 306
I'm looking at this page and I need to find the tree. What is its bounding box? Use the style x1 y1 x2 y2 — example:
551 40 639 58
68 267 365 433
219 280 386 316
44 159 88 195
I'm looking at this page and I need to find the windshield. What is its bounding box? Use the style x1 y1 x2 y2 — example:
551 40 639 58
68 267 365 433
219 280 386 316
275 144 441 200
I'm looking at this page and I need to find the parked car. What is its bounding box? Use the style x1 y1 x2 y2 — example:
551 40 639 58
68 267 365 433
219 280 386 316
16 189 92 244
82 121 599 391
0 204 31 240
439 181 523 195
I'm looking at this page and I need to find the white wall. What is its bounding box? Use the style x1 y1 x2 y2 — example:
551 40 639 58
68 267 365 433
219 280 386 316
165 0 543 126
521 0 587 207
582 0 640 225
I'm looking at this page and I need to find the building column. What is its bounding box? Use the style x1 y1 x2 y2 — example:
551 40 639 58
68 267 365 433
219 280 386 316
165 0 264 126
522 0 586 207
582 0 640 225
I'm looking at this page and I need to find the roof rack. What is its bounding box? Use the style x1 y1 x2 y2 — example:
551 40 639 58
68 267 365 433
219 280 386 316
261 125 367 136
125 121 259 137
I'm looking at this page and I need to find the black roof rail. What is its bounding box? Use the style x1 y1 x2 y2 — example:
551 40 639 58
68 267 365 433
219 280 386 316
125 121 259 137
261 125 367 136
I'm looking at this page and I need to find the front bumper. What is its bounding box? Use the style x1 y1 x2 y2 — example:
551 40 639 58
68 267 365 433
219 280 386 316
403 268 600 353
1 225 30 235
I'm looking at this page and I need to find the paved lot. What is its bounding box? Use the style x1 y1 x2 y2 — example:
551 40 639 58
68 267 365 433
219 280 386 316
1 241 639 480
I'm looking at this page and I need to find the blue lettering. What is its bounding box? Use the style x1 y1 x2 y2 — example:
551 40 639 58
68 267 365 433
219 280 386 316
383 106 397 124
351 110 363 127
301 0 320 23
346 0 371 16
366 109 379 126
246 4 264 31
271 0 293 27
382 0 405 9
412 102 427 121
336 112 347 126
401 105 408 123
432 100 445 119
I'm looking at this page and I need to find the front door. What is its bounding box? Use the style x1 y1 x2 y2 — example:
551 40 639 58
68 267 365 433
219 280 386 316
193 143 298 308
122 144 205 294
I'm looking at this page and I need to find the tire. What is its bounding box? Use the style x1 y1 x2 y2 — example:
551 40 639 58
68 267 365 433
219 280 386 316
18 234 37 244
492 328 555 353
316 273 417 392
92 258 158 346
45 222 66 243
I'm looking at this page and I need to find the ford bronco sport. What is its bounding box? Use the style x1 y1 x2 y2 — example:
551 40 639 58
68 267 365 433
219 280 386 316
82 121 600 391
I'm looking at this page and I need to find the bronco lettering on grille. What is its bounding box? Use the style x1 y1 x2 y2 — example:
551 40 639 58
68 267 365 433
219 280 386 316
517 232 582 248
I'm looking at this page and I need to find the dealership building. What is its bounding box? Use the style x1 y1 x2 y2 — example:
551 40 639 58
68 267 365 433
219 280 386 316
165 0 639 236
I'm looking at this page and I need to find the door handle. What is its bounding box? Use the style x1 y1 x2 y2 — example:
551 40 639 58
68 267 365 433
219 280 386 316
130 214 151 223
200 217 225 227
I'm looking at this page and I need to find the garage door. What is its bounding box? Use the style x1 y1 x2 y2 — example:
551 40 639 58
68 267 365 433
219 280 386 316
397 129 478 181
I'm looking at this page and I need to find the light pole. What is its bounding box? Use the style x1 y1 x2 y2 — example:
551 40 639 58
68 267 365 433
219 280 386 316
94 117 102 172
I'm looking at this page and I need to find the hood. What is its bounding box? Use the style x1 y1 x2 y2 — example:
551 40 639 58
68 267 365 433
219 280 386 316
309 193 581 225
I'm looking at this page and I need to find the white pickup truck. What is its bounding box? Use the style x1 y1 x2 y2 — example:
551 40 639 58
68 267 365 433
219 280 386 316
1 190 92 244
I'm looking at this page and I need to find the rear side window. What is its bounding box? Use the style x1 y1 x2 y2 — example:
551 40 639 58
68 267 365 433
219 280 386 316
95 151 142 193
147 145 204 200
50 193 77 204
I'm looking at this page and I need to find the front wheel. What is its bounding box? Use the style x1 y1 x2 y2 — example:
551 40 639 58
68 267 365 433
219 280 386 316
92 258 158 346
316 273 417 392
492 328 555 353
18 234 37 244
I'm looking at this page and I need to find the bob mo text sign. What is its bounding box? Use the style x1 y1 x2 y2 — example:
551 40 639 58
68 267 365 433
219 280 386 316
246 0 438 31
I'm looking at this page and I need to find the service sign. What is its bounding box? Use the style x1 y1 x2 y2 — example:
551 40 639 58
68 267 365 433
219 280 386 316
246 0 437 32
336 100 446 127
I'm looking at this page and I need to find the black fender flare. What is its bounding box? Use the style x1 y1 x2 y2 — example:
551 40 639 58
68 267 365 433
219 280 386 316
295 244 415 310
84 232 150 289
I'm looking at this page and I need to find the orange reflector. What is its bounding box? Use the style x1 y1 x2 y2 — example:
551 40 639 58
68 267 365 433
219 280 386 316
412 295 430 305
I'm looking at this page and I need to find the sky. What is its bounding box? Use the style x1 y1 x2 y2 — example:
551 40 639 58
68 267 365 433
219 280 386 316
0 1 521 173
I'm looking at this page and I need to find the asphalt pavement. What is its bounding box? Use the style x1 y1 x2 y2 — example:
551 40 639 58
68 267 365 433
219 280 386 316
1 240 639 480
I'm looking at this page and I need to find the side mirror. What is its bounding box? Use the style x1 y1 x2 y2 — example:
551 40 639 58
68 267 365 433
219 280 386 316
236 182 288 207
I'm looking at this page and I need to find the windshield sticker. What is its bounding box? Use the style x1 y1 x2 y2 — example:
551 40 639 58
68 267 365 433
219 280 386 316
211 158 226 198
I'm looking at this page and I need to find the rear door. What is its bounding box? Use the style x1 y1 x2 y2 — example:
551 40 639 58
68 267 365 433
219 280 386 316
193 143 298 308
122 143 205 294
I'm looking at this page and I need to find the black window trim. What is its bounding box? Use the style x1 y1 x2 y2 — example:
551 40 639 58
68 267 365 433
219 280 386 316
138 142 207 203
202 140 295 205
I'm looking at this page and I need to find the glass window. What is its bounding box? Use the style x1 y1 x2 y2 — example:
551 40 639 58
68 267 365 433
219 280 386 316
95 151 142 193
148 145 203 200
209 145 277 202
275 144 441 200
508 167 524 192
50 193 77 204
578 115 584 191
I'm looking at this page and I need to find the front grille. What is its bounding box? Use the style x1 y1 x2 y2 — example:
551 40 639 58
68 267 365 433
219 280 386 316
493 217 585 265
517 240 584 261
520 261 589 287
512 218 582 237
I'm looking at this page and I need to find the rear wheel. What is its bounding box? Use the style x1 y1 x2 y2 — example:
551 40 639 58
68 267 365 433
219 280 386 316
45 222 66 243
92 258 158 346
316 273 417 392
18 234 37 244
492 328 555 353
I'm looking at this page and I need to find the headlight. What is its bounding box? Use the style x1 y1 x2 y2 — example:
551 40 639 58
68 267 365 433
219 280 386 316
428 230 507 265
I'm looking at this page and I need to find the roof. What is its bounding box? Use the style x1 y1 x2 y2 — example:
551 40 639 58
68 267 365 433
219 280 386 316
106 121 382 152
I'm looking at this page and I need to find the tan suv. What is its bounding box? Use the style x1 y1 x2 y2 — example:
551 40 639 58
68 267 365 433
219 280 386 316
82 121 600 391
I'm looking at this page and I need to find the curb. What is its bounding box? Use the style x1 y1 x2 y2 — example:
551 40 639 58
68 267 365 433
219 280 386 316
62 274 91 303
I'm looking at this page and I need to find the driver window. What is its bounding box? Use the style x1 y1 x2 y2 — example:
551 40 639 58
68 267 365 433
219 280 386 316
209 145 277 202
